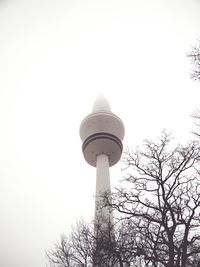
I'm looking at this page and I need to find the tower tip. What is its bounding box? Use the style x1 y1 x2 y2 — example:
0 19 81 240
92 94 111 112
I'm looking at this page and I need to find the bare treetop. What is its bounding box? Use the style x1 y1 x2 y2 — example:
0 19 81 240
188 40 200 81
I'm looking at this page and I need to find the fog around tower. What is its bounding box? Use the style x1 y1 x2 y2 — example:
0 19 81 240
0 1 200 267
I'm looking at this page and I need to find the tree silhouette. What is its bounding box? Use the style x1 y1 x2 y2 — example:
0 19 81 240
47 132 200 267
47 219 140 267
188 40 200 81
104 131 200 267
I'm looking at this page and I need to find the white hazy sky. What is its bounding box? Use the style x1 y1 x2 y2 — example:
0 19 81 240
0 0 200 266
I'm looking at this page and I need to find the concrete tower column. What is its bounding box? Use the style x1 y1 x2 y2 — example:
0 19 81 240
95 153 113 225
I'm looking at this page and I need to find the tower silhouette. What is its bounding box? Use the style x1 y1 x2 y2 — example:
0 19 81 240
79 95 125 265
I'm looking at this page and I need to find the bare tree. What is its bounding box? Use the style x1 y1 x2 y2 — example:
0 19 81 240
47 219 138 267
187 40 200 81
192 110 200 139
47 132 200 267
47 221 94 267
104 131 200 267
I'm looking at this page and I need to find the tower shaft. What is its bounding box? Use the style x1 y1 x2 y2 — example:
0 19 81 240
94 154 114 267
95 154 113 225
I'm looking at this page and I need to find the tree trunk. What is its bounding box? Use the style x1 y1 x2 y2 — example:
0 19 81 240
168 236 175 267
181 224 190 267
115 251 124 267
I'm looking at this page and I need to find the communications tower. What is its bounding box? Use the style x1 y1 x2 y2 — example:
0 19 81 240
79 95 125 226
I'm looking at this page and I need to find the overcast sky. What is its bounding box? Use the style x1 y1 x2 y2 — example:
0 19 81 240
0 0 200 266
